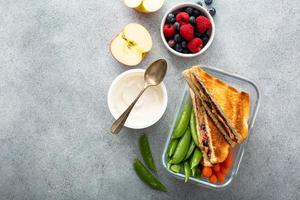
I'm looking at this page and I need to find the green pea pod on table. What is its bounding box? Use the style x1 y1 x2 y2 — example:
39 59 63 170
170 164 181 173
190 111 199 145
190 148 203 169
133 159 167 192
184 161 192 183
139 134 156 172
167 139 179 157
172 101 192 139
169 128 191 164
184 140 196 160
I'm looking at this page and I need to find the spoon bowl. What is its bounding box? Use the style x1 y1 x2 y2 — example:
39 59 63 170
144 59 167 86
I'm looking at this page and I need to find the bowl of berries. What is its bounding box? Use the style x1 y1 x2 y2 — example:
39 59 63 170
161 2 215 57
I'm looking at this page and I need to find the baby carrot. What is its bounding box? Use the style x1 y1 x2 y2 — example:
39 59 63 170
223 151 233 168
209 174 217 183
212 164 220 172
220 166 230 175
201 166 212 178
216 172 225 183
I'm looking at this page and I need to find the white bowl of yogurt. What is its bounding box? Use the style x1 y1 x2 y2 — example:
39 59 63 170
107 69 168 129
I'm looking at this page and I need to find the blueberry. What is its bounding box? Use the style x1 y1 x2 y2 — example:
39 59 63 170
185 7 193 15
174 34 182 43
166 13 176 23
183 48 189 54
196 1 203 6
175 43 183 52
181 41 187 48
195 32 203 38
204 0 213 6
208 7 216 16
168 40 176 48
189 16 196 24
192 9 201 17
201 33 209 45
174 22 180 32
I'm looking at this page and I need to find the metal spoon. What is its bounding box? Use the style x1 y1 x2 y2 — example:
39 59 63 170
111 59 168 134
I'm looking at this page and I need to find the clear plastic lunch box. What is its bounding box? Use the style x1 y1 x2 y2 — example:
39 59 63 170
162 66 261 190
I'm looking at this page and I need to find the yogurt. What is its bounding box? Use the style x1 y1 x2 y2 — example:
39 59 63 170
108 69 167 129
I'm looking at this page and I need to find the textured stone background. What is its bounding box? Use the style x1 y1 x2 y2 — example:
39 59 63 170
0 0 299 199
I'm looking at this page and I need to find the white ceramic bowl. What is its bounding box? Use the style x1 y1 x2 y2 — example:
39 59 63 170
160 2 215 57
107 69 168 129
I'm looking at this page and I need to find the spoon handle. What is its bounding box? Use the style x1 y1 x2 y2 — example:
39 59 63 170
111 86 148 134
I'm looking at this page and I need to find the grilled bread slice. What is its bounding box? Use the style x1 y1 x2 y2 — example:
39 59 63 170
183 66 250 146
191 91 229 165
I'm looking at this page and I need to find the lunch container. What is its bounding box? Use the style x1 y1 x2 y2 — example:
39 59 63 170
162 66 260 190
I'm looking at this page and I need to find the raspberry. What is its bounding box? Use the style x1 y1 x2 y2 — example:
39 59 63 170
176 12 189 25
187 38 203 53
196 16 212 33
163 24 175 39
179 24 194 41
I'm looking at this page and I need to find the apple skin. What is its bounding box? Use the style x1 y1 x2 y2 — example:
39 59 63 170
125 0 165 13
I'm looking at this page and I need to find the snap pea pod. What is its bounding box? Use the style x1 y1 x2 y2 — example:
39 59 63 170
190 148 203 169
167 157 171 168
170 164 181 173
190 154 198 176
184 161 192 183
139 134 156 172
169 128 191 164
191 166 197 176
167 139 179 157
133 159 167 192
184 140 196 160
190 111 199 145
194 167 201 179
172 101 192 139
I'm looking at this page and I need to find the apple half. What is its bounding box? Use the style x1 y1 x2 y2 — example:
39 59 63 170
124 0 165 13
110 23 152 66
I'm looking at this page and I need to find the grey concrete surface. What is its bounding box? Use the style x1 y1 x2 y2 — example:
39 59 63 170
0 0 299 199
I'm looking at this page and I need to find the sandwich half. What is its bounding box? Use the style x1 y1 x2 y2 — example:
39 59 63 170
183 66 250 147
191 90 230 166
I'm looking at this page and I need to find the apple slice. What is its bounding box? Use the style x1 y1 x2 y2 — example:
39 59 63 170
124 0 141 8
110 23 152 66
124 0 165 13
123 23 152 52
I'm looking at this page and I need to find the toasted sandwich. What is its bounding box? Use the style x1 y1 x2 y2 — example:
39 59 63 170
191 91 230 166
183 66 250 147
